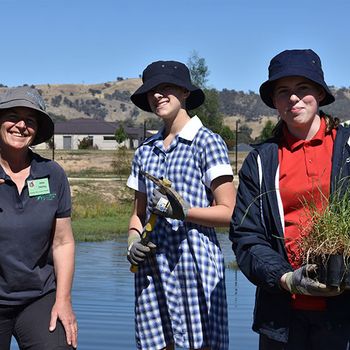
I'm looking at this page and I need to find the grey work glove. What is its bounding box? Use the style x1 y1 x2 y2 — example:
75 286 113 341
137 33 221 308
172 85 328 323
284 264 344 297
127 236 156 266
151 187 190 220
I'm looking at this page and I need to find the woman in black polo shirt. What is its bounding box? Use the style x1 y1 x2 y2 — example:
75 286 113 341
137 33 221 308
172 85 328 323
0 86 77 349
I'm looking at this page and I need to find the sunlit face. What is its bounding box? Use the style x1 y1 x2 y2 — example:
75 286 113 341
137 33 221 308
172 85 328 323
147 83 190 120
0 107 38 150
272 76 326 132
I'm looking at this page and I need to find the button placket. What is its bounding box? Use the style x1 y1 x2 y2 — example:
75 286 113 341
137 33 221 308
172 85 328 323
304 142 317 177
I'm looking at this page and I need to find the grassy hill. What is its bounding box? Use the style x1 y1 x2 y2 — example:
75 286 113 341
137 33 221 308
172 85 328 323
1 80 349 139
1 79 153 124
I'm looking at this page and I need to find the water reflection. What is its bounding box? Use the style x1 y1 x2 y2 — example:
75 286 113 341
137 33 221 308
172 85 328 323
11 234 258 349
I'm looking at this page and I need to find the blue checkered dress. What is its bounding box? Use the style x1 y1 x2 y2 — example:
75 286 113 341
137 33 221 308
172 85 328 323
127 116 232 350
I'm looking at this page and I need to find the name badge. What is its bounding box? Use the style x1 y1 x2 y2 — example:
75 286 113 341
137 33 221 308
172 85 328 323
27 178 50 197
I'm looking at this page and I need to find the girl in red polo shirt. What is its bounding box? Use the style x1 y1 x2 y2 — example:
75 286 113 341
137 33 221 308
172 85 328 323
230 49 350 350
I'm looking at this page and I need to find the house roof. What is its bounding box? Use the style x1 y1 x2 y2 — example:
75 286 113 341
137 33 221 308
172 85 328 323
54 118 144 138
54 118 116 134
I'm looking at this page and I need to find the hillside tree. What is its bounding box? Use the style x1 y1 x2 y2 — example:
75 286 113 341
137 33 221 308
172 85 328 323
115 125 128 144
257 120 276 142
238 124 253 144
187 51 209 88
187 51 224 135
220 125 235 150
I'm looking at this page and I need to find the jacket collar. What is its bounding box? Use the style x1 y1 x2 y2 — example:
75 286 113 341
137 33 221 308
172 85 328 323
330 124 350 193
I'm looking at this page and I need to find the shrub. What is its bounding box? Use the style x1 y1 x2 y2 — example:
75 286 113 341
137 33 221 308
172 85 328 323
78 137 93 150
111 147 133 175
51 95 62 107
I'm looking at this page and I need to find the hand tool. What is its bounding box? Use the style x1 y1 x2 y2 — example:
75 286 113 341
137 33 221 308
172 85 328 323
130 171 171 273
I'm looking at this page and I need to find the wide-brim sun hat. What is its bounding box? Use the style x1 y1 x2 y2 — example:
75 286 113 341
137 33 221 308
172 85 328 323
131 60 205 112
0 86 54 145
259 49 335 109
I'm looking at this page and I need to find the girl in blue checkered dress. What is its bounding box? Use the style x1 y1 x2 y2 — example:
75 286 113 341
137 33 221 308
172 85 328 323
127 60 236 350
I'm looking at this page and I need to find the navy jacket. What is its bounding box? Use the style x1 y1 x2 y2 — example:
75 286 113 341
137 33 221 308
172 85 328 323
230 124 350 343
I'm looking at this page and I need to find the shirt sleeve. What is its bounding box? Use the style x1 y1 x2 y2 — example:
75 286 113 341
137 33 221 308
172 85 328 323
201 132 233 188
56 165 72 218
126 148 146 193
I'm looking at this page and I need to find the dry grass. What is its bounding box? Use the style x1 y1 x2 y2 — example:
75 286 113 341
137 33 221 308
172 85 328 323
223 115 278 140
34 149 248 204
34 149 131 174
36 149 248 178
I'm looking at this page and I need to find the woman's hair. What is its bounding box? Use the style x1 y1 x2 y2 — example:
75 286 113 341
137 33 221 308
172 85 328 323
272 110 340 141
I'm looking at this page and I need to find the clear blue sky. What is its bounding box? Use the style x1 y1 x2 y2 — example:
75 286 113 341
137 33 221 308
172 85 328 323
1 0 349 93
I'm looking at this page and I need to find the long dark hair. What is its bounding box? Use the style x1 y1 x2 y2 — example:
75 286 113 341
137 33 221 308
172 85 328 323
272 110 340 141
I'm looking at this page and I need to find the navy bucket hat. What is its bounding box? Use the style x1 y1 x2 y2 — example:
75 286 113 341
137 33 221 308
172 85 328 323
0 86 54 145
259 49 335 109
131 60 205 112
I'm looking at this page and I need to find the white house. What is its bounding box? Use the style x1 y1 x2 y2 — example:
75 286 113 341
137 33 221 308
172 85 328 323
35 118 145 150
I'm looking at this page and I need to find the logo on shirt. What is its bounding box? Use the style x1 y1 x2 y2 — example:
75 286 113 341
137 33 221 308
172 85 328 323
36 193 57 201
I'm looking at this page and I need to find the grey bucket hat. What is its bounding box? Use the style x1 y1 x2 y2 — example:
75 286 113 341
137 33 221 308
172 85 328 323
0 86 54 145
259 49 335 108
131 60 205 112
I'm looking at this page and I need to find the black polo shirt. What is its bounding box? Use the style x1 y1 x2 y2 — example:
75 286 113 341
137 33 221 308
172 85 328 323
0 152 71 305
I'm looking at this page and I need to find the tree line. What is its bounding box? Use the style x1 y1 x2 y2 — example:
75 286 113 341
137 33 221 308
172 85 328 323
217 87 350 122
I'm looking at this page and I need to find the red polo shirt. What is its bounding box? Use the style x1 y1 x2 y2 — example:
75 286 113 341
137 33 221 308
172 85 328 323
278 118 336 310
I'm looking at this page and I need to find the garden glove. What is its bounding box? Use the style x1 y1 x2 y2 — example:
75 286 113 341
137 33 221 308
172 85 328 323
151 187 190 220
284 264 344 297
127 235 156 266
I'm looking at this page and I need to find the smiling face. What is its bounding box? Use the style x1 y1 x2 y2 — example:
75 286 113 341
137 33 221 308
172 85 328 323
272 76 326 138
0 107 38 151
146 83 190 121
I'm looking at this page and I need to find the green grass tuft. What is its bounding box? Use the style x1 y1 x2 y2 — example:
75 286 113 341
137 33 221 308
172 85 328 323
72 192 132 241
298 178 350 263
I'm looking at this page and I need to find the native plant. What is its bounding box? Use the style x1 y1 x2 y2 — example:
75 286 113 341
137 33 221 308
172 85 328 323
298 178 350 266
239 174 350 285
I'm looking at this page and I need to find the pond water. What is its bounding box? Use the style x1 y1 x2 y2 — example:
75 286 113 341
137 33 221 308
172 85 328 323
11 234 258 349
